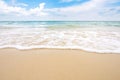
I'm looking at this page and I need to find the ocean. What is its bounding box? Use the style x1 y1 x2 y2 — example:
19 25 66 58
0 21 120 53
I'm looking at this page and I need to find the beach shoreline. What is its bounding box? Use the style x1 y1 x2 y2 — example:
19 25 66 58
0 48 120 80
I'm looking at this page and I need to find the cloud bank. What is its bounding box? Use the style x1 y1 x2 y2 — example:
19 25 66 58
0 0 120 21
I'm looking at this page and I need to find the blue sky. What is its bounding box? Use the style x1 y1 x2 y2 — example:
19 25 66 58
4 0 89 8
0 0 120 21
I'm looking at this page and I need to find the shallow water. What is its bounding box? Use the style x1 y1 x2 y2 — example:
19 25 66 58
0 21 120 53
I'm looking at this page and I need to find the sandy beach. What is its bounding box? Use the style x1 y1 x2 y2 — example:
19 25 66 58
0 0 120 79
0 49 120 80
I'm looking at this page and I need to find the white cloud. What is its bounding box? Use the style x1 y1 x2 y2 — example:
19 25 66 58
45 0 120 21
10 0 28 7
29 3 48 16
59 0 106 12
0 0 47 16
0 0 120 21
0 0 26 15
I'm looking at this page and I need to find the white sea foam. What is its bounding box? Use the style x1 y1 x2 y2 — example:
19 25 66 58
0 27 120 53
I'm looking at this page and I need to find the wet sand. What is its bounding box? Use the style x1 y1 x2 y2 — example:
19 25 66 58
0 48 120 80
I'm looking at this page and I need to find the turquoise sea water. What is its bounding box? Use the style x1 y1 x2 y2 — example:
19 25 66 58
0 21 120 53
0 21 120 28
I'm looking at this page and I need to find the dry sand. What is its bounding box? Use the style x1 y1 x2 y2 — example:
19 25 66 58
0 48 120 80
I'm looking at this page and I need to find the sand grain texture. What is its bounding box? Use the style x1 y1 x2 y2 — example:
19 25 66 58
0 49 120 80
